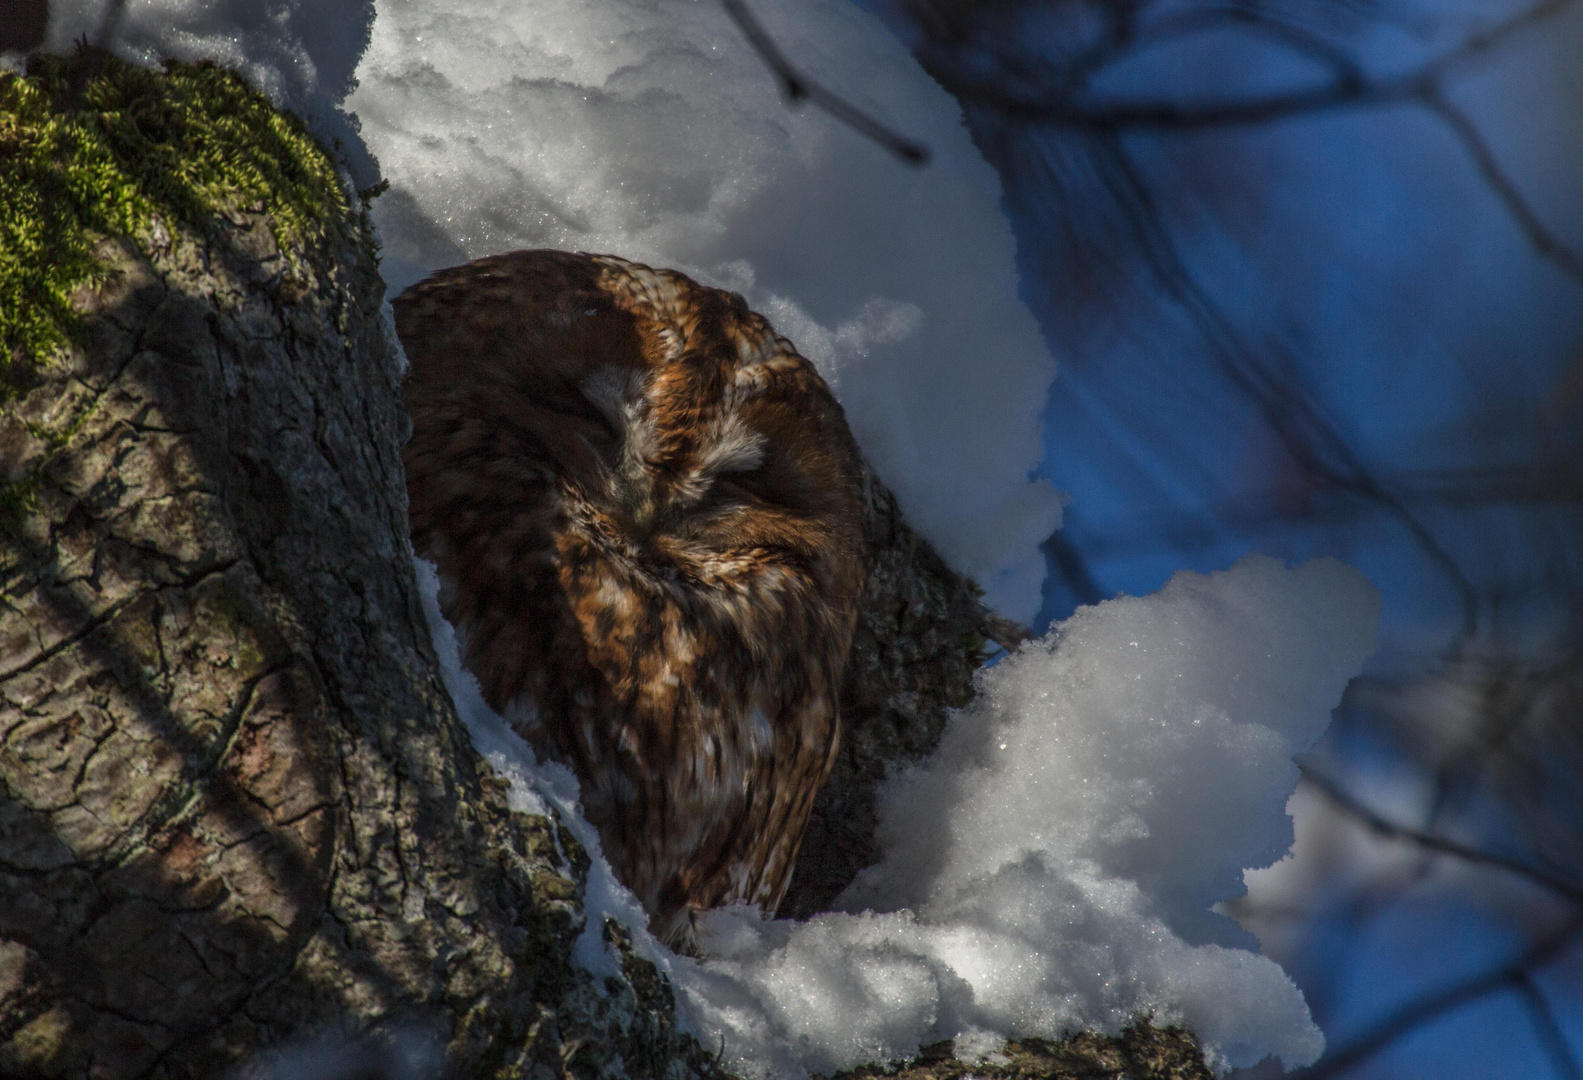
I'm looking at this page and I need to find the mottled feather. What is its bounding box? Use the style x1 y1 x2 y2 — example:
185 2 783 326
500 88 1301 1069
396 250 867 948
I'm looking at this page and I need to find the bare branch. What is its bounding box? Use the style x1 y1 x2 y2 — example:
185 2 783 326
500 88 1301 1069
1515 975 1583 1080
935 0 1576 130
1389 464 1583 506
721 0 932 165
1291 918 1583 1080
1421 89 1583 287
1300 763 1583 904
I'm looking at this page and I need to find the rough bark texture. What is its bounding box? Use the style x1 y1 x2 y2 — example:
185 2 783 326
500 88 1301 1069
0 54 1211 1080
780 467 997 919
827 1024 1216 1080
0 198 717 1080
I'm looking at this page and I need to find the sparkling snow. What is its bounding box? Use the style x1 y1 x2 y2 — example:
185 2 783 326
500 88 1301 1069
417 553 1380 1076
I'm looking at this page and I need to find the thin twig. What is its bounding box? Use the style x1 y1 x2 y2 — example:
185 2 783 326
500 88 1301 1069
1515 974 1583 1080
1300 763 1583 904
1421 88 1583 287
1291 918 1583 1079
721 0 932 165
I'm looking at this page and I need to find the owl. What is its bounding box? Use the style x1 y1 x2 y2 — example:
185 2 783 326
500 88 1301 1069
395 250 868 949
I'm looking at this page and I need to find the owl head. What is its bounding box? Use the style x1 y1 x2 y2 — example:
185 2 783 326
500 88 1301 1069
396 250 866 615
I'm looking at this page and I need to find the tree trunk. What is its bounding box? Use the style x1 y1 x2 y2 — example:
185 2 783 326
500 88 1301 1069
0 72 718 1078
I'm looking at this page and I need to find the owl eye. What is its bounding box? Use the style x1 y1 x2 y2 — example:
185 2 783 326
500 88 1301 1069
715 456 804 514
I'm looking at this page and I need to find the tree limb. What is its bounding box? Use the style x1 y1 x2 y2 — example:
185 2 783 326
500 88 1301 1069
721 0 932 165
1300 763 1583 904
1290 918 1583 1080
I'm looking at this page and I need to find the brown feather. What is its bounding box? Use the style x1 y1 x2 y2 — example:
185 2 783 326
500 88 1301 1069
397 250 866 949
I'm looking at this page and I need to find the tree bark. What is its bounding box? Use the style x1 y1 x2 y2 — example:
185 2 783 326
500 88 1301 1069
0 198 716 1080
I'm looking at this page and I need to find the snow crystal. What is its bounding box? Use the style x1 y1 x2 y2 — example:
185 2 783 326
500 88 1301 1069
416 551 1379 1076
348 0 1062 620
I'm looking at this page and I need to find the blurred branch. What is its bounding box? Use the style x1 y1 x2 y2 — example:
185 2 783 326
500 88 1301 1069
1392 464 1583 506
1515 974 1583 1080
721 0 932 164
1300 763 1583 903
1292 917 1583 1080
936 0 1575 129
1041 530 1108 607
1129 6 1366 87
1421 89 1583 286
1081 135 1482 636
1059 461 1581 563
924 0 1583 288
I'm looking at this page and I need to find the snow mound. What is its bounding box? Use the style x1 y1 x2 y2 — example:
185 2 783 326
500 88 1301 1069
350 0 1062 620
416 552 1380 1076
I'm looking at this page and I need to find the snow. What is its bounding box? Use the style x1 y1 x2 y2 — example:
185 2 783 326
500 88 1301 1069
344 0 1062 620
36 0 379 184
416 552 1381 1076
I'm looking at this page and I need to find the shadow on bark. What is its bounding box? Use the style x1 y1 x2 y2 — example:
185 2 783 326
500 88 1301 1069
0 66 719 1078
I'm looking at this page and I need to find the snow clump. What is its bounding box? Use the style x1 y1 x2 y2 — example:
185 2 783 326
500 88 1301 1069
417 552 1381 1076
348 0 1062 621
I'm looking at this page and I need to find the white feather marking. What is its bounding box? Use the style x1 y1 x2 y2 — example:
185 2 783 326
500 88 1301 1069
580 365 644 430
698 414 766 478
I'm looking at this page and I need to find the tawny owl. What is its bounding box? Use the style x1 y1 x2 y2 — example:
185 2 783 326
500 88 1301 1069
395 250 867 949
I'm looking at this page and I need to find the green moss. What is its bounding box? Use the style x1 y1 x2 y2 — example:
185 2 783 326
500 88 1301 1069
0 49 360 402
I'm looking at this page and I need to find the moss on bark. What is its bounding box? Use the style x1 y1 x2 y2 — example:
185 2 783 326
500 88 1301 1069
0 51 363 397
